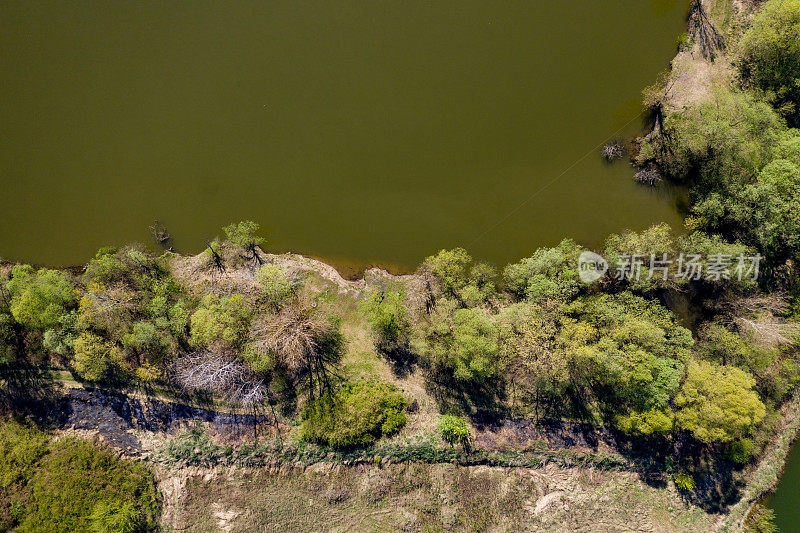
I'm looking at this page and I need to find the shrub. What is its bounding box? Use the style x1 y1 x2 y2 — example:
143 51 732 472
256 264 294 306
673 472 696 491
301 381 408 448
0 422 159 532
745 503 778 533
725 438 757 464
438 415 470 447
21 437 159 532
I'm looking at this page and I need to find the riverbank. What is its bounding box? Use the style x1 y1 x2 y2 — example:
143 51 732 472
641 0 800 528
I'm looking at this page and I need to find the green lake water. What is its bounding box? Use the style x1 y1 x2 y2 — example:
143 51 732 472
1 1 689 272
767 438 800 532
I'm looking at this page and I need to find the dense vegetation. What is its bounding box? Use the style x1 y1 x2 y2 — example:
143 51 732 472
0 1 799 527
0 420 159 532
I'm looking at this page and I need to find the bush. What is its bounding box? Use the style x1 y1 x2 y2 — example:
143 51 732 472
745 503 778 533
725 438 757 464
438 415 470 447
21 437 159 532
301 381 408 448
673 472 696 491
256 264 294 306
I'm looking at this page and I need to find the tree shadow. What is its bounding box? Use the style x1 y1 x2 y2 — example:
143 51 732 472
0 363 65 427
380 347 417 379
425 376 508 426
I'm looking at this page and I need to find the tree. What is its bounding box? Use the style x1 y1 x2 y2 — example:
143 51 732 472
252 298 344 399
72 332 123 382
417 301 499 383
503 239 582 303
6 266 77 331
674 360 766 443
122 320 171 366
189 294 253 352
497 303 567 419
738 0 800 125
421 249 496 307
363 290 412 356
223 220 265 264
561 292 692 432
174 351 276 440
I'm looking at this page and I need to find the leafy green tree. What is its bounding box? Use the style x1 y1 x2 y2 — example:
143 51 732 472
562 292 692 433
72 332 124 382
223 220 265 263
190 294 253 351
122 320 171 365
674 360 766 442
738 0 800 124
301 381 407 448
421 248 495 306
503 239 582 303
639 87 783 183
605 224 675 292
417 301 499 383
83 246 165 290
497 303 568 418
6 266 77 331
363 290 412 355
744 158 800 261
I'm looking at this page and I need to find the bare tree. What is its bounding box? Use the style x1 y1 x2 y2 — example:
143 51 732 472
251 299 342 400
173 352 280 442
722 293 800 347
